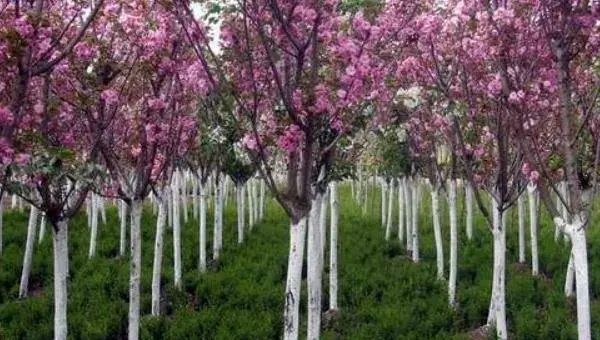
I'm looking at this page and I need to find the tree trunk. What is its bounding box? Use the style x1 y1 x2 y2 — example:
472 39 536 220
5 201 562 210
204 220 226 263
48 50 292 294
248 180 254 229
411 179 420 262
88 193 98 258
329 182 339 311
128 199 143 340
527 184 539 275
199 182 207 271
39 214 46 244
193 177 199 221
319 188 328 258
19 205 39 298
213 179 223 260
283 217 308 340
253 179 259 225
86 196 92 228
431 187 444 280
569 222 591 340
398 178 404 243
119 200 127 257
448 180 458 307
405 179 412 251
99 197 107 225
53 220 69 340
381 180 387 228
237 183 245 244
259 179 265 220
518 192 526 263
173 173 182 289
307 195 323 340
487 199 507 340
168 186 173 229
385 179 394 241
151 189 168 316
181 171 188 225
0 195 3 255
465 182 473 240
565 252 575 297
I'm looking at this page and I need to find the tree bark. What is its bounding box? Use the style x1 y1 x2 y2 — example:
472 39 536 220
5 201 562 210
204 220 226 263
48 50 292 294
527 184 539 275
329 182 339 311
88 193 98 258
381 180 387 228
173 172 182 289
53 220 69 340
465 182 473 240
199 182 207 271
431 187 444 280
487 198 507 340
19 205 39 298
518 192 526 263
405 179 412 251
128 199 143 340
39 214 46 244
119 200 127 257
385 179 394 241
307 195 323 340
319 188 328 257
570 221 591 340
448 180 458 307
283 217 307 340
237 183 245 244
398 177 404 243
411 179 420 262
151 189 168 316
213 179 223 260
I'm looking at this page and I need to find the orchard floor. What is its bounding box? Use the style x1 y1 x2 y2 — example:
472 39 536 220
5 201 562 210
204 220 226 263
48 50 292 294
1 186 600 339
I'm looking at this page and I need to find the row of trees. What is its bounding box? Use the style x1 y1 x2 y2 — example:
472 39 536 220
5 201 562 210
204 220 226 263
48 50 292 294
1 0 599 339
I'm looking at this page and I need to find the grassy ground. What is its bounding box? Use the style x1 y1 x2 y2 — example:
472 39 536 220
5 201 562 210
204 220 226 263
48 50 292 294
0 185 599 339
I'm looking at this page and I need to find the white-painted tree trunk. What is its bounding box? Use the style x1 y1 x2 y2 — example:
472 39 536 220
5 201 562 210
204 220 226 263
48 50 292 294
518 192 526 263
236 183 245 244
181 171 188 225
172 173 182 289
86 196 92 228
329 182 339 311
213 179 223 260
283 217 307 340
167 186 173 229
319 188 328 258
193 177 199 220
487 198 507 340
248 180 254 229
307 195 323 340
119 200 127 257
151 189 168 316
527 184 539 275
128 199 143 340
253 179 259 224
448 180 458 307
39 214 46 244
465 182 473 240
199 182 207 271
99 197 107 225
11 194 17 209
385 179 394 241
405 178 412 251
259 179 265 220
411 179 420 262
19 205 39 298
0 195 3 255
554 189 562 242
88 193 98 258
431 187 444 280
381 180 387 228
53 220 69 340
565 252 575 297
569 222 591 340
398 178 404 243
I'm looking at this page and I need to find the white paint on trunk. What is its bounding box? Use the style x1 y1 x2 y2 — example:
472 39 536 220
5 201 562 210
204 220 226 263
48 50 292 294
283 217 307 340
213 179 223 260
431 187 444 280
119 200 127 257
128 199 143 340
319 188 328 257
411 179 420 262
181 171 189 225
405 178 412 251
248 180 254 229
381 180 387 228
465 182 473 240
19 205 39 298
237 183 245 244
527 184 539 275
88 193 98 258
151 189 168 316
0 195 3 255
307 195 323 340
259 179 265 220
39 214 46 244
448 180 458 307
99 197 107 225
193 177 199 220
253 179 259 224
385 179 394 241
173 172 182 289
199 182 207 271
487 198 507 340
518 192 526 263
565 251 575 297
398 178 404 243
329 182 339 311
53 220 69 340
570 222 591 340
86 196 92 228
11 194 17 209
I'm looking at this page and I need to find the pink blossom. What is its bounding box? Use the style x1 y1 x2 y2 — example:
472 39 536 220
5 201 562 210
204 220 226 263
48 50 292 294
277 124 304 153
242 134 259 150
14 153 30 165
101 89 120 105
148 98 167 110
0 106 13 125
